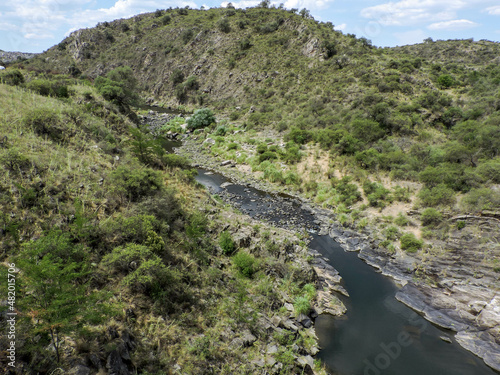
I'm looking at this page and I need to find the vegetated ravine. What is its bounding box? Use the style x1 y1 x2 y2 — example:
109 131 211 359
190 155 498 375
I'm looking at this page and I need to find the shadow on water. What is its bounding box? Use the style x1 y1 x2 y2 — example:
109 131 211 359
161 138 498 375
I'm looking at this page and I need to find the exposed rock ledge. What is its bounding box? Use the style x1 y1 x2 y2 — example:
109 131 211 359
396 284 500 371
320 216 500 372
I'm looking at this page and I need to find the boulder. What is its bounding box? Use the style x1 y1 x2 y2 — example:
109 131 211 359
106 350 130 375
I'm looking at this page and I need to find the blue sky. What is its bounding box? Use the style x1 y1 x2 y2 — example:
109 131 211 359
1 0 500 53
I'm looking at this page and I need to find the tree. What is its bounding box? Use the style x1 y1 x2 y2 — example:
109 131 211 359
186 108 216 130
94 66 138 105
17 231 109 363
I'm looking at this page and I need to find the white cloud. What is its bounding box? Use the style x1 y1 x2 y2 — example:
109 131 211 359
24 32 54 40
393 28 426 45
486 5 500 15
428 19 478 30
335 23 346 31
361 0 465 26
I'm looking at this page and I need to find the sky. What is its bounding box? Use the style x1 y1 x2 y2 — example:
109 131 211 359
1 0 500 53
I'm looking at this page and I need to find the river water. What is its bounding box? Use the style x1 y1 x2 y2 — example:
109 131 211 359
192 167 498 375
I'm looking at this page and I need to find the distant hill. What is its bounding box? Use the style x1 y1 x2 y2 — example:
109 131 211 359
0 50 38 64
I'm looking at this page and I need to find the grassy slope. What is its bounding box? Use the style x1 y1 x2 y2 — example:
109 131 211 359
0 80 329 374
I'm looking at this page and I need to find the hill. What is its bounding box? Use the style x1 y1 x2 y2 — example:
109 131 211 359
0 70 332 374
4 4 500 372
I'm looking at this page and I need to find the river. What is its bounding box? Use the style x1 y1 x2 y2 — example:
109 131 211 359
193 167 498 375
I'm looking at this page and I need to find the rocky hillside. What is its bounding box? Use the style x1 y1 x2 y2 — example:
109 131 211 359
0 50 37 64
6 4 500 372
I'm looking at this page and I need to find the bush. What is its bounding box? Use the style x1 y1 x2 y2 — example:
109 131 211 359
462 188 500 212
181 28 194 43
187 108 216 130
285 127 311 145
163 154 189 168
256 143 268 154
161 14 171 25
218 18 231 33
294 296 310 315
227 142 238 150
171 69 184 85
383 226 400 240
95 66 137 105
259 150 278 162
0 69 24 85
437 74 454 89
363 181 392 208
219 231 235 255
185 75 199 90
214 124 227 136
110 166 163 202
0 148 31 172
281 142 302 164
400 233 423 252
333 177 362 206
26 79 69 98
394 213 410 226
421 208 442 226
23 108 64 142
418 184 455 207
233 252 257 278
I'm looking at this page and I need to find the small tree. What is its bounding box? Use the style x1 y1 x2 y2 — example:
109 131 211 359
186 108 216 130
17 232 109 363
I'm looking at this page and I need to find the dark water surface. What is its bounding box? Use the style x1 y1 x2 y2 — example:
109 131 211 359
192 163 497 375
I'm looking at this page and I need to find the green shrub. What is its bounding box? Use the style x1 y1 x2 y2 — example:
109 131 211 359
363 181 392 207
437 74 454 89
294 296 310 315
0 148 31 172
383 226 400 240
95 66 137 105
256 143 268 154
181 28 194 43
233 252 257 278
163 154 189 168
285 127 311 145
400 233 423 252
476 159 500 183
0 69 24 85
186 212 207 239
227 142 238 150
394 213 410 226
171 69 184 85
219 231 235 255
462 188 500 212
185 75 199 90
110 166 163 202
457 220 466 230
187 108 216 130
23 108 64 142
281 142 302 163
218 18 231 33
418 184 455 207
421 208 442 226
259 150 278 162
392 185 411 202
214 124 227 136
333 177 362 206
161 14 171 25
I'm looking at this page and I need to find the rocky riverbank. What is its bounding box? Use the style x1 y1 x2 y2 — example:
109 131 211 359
174 129 500 372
